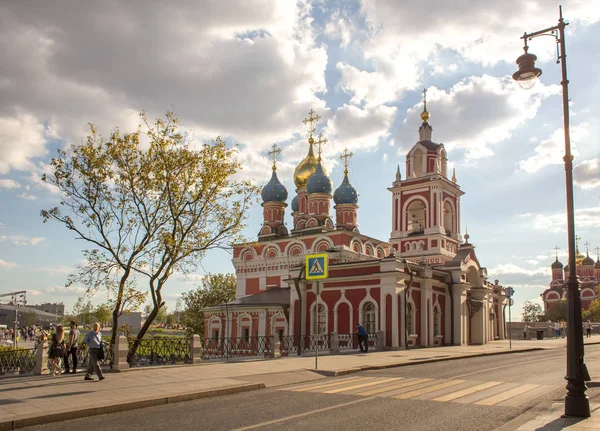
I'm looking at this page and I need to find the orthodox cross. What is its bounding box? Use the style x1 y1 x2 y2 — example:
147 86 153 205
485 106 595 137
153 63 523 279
595 246 600 259
585 241 591 254
267 143 281 171
575 235 581 251
315 133 327 161
339 148 354 174
554 246 560 259
302 109 320 140
422 88 428 109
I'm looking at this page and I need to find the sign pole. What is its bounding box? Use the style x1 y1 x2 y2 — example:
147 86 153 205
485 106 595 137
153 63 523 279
315 281 319 370
509 299 512 350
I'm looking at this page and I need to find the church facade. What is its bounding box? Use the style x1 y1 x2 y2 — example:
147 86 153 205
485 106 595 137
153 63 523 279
203 101 509 350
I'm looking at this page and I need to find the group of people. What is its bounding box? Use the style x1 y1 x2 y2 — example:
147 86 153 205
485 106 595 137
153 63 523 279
553 320 595 338
0 326 38 343
48 321 105 381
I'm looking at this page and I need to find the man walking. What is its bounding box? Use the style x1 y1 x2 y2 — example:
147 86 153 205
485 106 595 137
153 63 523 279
83 322 105 381
63 321 80 374
357 323 368 353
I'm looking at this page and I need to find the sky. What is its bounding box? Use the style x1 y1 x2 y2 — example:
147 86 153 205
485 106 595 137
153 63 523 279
0 0 599 321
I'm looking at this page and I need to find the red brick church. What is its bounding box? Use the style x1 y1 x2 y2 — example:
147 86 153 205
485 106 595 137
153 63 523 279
203 99 509 349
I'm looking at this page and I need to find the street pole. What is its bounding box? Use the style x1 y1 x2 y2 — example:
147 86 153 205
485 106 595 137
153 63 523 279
509 298 512 350
14 304 19 349
512 6 589 418
315 281 319 370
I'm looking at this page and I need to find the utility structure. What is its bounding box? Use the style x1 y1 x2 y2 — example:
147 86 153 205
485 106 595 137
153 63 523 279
512 6 590 418
0 291 27 348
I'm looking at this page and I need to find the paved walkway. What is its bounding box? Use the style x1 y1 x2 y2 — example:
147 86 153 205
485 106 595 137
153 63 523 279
0 337 598 430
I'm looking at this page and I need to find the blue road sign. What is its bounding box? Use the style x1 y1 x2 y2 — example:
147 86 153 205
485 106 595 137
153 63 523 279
306 253 328 280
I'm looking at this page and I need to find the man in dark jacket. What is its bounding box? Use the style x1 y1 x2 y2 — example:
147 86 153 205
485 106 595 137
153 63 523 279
357 324 368 353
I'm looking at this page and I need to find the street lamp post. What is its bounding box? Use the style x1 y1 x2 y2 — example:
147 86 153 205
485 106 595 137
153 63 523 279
505 287 514 350
512 6 590 418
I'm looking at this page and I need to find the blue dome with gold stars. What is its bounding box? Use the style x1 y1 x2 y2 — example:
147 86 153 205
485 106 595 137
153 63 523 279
261 171 288 203
306 162 332 194
291 195 299 212
334 172 358 205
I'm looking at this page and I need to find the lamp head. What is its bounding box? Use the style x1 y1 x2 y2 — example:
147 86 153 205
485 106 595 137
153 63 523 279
512 46 542 90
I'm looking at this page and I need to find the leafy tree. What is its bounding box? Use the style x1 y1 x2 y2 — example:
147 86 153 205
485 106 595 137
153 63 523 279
41 112 258 358
182 273 237 337
165 313 177 327
94 303 112 326
73 298 94 327
521 300 544 323
543 299 567 322
583 297 600 322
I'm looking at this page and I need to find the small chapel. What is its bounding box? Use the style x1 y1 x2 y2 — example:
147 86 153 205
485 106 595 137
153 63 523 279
542 244 600 312
203 96 509 349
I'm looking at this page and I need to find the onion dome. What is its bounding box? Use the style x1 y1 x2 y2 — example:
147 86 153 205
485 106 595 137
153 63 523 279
551 258 564 270
564 264 570 272
333 172 358 205
306 161 332 194
576 249 585 266
595 258 600 269
291 195 299 212
582 253 595 266
261 170 288 203
293 138 319 188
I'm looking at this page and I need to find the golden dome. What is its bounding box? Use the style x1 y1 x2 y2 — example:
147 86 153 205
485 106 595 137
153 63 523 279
576 249 586 266
421 109 430 122
294 141 319 188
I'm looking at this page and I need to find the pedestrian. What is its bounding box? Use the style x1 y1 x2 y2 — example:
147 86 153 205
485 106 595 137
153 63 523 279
48 325 66 376
560 320 566 338
585 320 592 338
63 321 80 374
82 322 105 381
356 323 368 353
554 321 560 339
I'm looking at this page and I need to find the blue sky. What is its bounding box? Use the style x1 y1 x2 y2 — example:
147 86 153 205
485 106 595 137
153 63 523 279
0 0 599 320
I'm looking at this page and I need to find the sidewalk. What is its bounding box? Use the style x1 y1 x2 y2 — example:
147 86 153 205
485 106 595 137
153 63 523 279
0 337 597 431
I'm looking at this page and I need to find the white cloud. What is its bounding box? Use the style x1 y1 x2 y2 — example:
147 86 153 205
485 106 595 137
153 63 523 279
38 265 73 276
518 124 589 173
0 112 51 174
574 159 600 189
44 285 86 295
0 179 21 189
17 192 37 201
27 289 43 297
0 258 18 269
525 207 600 232
0 235 45 246
395 77 559 159
488 263 550 277
324 10 355 48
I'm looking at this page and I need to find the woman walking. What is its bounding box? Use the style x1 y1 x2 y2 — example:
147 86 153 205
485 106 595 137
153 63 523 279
48 325 66 376
83 322 105 381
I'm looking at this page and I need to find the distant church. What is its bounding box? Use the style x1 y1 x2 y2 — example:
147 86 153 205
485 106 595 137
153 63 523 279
203 95 509 349
542 244 600 312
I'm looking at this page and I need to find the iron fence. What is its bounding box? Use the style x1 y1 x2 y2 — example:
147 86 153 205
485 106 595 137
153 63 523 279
201 337 271 360
367 333 379 348
0 348 36 375
279 335 298 356
302 334 330 352
338 333 358 350
127 338 190 367
60 341 114 371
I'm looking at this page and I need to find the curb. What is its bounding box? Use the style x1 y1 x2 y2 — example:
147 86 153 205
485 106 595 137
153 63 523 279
0 383 265 431
331 348 544 376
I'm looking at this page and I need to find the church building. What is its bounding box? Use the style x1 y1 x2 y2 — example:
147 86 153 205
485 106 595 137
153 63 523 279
203 97 509 350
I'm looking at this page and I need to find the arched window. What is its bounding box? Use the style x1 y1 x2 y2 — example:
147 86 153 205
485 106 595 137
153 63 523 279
406 303 414 335
363 302 376 334
443 202 453 235
433 306 440 337
407 201 426 235
313 304 326 335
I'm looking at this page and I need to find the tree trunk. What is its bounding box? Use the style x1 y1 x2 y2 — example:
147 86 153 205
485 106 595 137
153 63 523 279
127 302 165 363
110 270 130 346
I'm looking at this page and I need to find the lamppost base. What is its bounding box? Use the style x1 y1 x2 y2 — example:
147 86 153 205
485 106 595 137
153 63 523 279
564 394 591 418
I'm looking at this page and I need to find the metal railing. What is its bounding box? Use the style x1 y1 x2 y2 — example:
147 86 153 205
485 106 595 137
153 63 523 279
338 333 358 350
127 338 190 367
279 335 298 356
302 334 330 352
0 348 36 375
201 336 271 360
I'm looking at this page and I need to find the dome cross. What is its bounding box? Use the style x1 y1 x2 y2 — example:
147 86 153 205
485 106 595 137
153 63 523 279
303 109 321 142
554 246 560 259
595 246 600 259
585 241 591 255
315 133 328 162
339 148 354 174
575 235 581 252
267 143 281 171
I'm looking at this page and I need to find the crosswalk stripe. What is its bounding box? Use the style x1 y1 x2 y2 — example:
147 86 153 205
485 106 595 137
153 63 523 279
432 381 503 402
356 378 431 396
392 380 465 399
291 377 367 392
474 383 540 406
323 378 402 394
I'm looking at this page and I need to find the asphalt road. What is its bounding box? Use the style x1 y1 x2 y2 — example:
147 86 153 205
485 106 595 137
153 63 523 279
24 345 600 431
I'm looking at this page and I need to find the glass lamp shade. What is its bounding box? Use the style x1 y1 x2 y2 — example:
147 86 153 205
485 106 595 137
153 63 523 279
512 51 542 90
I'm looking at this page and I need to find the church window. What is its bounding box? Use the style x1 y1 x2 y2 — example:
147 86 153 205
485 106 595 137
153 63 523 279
407 303 414 335
407 201 426 235
313 304 326 335
242 327 250 342
212 329 219 341
433 306 440 336
363 302 376 334
443 202 453 235
278 329 284 342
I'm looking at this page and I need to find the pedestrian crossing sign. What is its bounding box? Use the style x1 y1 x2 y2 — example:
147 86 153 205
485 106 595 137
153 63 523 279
306 253 328 280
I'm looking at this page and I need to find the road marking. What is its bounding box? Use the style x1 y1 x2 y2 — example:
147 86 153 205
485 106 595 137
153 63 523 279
392 379 465 399
356 378 431 396
432 381 503 402
230 397 374 431
323 378 402 394
474 384 540 406
453 356 561 379
290 377 366 392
